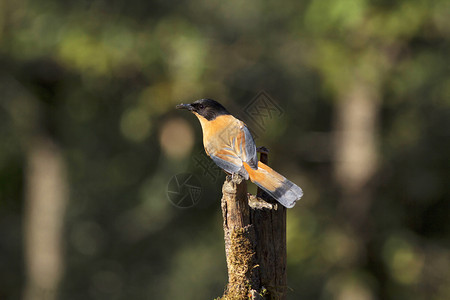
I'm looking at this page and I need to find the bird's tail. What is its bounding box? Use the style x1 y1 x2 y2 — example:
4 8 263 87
244 162 303 208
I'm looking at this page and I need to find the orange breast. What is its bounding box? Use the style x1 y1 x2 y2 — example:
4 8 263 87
193 113 240 155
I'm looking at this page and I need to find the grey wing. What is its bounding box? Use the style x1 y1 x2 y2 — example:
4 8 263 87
208 147 249 180
234 122 258 170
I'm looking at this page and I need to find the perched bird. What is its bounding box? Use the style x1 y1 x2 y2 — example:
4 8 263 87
176 99 303 208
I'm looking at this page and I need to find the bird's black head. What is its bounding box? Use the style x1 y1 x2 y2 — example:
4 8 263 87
176 99 230 121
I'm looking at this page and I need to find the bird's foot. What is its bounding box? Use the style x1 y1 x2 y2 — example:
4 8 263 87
231 173 244 184
256 146 269 154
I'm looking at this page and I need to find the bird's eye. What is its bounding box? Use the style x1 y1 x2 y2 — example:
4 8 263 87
198 104 204 109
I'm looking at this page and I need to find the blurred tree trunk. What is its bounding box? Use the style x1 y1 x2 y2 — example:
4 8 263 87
333 78 380 233
1 74 68 300
23 135 68 300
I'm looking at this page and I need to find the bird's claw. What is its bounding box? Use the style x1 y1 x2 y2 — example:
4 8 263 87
256 146 269 154
231 173 244 184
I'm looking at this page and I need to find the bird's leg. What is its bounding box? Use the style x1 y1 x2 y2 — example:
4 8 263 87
231 173 244 184
256 146 269 154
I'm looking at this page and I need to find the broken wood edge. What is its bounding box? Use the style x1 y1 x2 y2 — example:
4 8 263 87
248 194 278 210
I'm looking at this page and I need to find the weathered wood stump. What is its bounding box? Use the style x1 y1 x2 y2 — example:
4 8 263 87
220 151 287 300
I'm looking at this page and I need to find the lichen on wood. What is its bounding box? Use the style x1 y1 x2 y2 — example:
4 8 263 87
221 176 259 299
219 154 287 300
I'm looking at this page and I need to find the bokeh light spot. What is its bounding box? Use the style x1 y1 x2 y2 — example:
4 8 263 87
383 234 424 285
159 118 194 159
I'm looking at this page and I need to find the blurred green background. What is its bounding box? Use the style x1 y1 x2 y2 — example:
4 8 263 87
1 0 449 299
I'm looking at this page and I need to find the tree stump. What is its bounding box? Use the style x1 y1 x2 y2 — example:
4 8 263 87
220 151 287 300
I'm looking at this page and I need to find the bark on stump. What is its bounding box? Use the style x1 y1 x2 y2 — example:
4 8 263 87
220 152 287 300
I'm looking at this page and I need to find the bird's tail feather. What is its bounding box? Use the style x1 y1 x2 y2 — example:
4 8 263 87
244 162 303 208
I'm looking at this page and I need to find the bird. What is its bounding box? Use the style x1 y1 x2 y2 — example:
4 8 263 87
176 98 303 208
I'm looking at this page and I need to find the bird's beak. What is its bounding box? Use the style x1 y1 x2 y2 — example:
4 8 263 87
176 103 193 111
